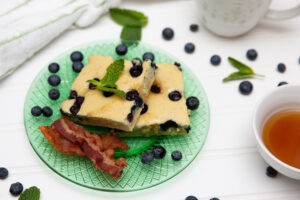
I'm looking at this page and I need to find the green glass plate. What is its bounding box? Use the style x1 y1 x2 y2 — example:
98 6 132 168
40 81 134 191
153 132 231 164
24 40 210 192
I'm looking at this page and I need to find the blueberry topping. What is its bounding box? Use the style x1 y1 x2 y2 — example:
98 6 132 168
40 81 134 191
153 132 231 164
184 43 195 54
132 58 142 66
31 106 42 116
9 182 23 196
186 195 198 200
168 90 182 101
42 106 53 117
127 113 133 123
266 166 278 177
141 152 154 164
135 96 143 108
174 62 182 71
160 120 178 131
70 51 83 62
69 90 77 99
171 150 182 161
239 81 253 95
48 75 61 86
151 62 158 69
130 65 143 78
210 55 221 66
126 90 139 101
88 78 100 90
131 105 137 113
141 104 148 115
151 85 161 93
70 105 80 116
75 96 84 106
116 44 128 55
277 63 286 73
186 126 191 133
72 62 84 73
152 146 166 159
0 167 9 179
103 91 114 97
190 24 199 32
48 88 60 100
162 27 174 40
246 49 258 61
48 63 60 73
278 81 288 87
143 52 155 61
186 96 199 110
210 198 220 200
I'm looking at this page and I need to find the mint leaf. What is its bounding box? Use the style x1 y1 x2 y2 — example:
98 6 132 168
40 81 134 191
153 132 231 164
18 186 40 200
228 57 254 74
121 26 141 44
109 8 148 27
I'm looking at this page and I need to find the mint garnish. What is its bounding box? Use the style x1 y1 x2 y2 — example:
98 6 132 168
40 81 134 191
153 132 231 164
18 186 40 200
87 59 126 98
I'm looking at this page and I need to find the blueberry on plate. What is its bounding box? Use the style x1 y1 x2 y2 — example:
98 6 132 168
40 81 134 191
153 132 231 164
48 63 60 73
141 152 154 164
246 49 258 61
48 75 61 86
278 81 288 87
0 167 8 179
72 62 84 73
9 182 23 196
186 195 198 200
31 106 42 116
42 106 53 117
190 24 199 32
184 43 195 54
143 52 155 62
70 51 83 62
48 88 60 100
171 150 182 161
116 44 128 55
162 27 174 40
239 81 253 95
266 166 278 177
277 63 286 73
152 146 166 159
210 55 221 66
186 96 199 110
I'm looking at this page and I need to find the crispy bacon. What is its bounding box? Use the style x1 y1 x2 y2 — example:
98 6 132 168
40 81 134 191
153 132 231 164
39 117 129 179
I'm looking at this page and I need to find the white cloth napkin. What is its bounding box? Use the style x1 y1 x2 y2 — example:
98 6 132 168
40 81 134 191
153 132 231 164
0 0 121 80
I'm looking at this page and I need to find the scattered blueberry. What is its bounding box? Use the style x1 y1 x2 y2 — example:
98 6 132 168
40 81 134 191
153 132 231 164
152 146 166 159
116 44 127 55
141 152 154 164
0 167 8 179
72 62 84 73
186 96 200 110
9 182 23 196
143 52 155 61
210 55 221 66
141 104 148 115
246 49 258 61
48 75 61 86
190 24 199 32
127 113 133 123
31 106 42 116
48 63 60 73
171 150 182 161
130 65 143 78
277 63 286 73
48 88 60 100
186 195 198 200
184 43 195 54
239 81 253 95
162 27 174 40
70 51 83 62
278 81 288 87
42 106 53 117
168 91 182 101
266 166 278 178
210 198 220 200
151 85 161 93
126 90 139 101
69 90 77 99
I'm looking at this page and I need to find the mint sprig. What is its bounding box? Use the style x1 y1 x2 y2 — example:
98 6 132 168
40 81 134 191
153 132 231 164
18 186 40 200
87 59 126 98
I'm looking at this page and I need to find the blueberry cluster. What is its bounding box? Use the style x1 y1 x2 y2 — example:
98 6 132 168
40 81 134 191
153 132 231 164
0 167 25 196
71 51 84 73
185 196 220 200
141 146 183 164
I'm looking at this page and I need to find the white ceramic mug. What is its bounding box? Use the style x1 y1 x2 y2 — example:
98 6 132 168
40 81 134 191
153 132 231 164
195 0 300 37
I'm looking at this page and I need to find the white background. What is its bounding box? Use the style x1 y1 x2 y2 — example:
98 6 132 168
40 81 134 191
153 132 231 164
1 0 300 199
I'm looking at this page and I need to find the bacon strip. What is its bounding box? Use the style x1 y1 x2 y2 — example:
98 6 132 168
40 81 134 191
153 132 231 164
39 117 129 179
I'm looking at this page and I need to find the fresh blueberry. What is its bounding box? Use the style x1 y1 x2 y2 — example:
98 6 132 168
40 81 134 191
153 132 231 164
152 146 166 159
210 198 220 200
277 63 286 73
239 81 253 95
186 195 198 200
210 55 221 66
48 75 61 86
190 24 199 32
42 106 53 117
168 91 182 101
69 90 77 99
9 182 23 196
130 65 143 78
171 150 182 161
246 49 258 61
143 52 155 62
126 90 139 101
127 113 133 123
160 120 178 131
162 27 174 40
116 44 128 55
151 85 161 93
72 62 84 73
186 96 200 110
141 152 154 164
141 104 148 115
70 51 83 62
266 166 278 178
88 78 100 90
48 63 60 73
0 167 8 179
278 81 288 87
31 106 42 116
48 88 60 100
184 43 195 54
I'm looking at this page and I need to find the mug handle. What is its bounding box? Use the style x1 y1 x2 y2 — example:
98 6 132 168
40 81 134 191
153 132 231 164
265 4 300 20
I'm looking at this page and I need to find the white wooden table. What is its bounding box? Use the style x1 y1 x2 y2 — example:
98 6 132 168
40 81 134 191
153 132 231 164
1 0 300 199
